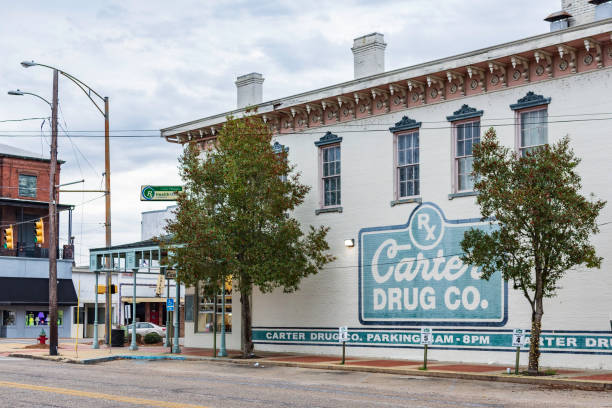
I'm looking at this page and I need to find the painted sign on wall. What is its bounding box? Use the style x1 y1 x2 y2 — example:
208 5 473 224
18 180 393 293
252 328 612 354
359 203 507 326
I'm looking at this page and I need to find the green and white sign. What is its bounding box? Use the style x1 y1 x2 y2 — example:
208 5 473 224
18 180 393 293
140 185 182 201
359 203 506 326
253 328 612 354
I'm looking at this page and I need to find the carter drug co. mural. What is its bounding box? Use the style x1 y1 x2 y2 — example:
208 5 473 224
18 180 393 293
359 203 507 326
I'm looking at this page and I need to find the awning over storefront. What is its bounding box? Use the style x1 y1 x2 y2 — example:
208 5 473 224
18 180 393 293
0 277 77 306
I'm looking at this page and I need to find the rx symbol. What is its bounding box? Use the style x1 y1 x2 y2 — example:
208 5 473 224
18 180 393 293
417 213 437 241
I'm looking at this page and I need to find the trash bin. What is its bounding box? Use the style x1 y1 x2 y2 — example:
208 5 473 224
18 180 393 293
111 329 125 347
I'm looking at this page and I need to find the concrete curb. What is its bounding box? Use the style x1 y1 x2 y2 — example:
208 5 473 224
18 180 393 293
8 353 186 365
8 353 611 391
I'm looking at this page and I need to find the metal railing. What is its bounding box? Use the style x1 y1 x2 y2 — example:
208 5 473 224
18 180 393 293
0 244 74 260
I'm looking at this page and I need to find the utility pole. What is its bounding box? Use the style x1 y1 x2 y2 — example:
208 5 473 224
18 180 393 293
48 69 59 356
104 97 112 344
18 60 111 350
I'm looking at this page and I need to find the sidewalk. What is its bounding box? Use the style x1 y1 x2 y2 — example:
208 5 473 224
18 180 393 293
3 340 611 391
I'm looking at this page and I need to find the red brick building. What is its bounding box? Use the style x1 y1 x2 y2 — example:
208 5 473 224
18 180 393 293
0 143 69 257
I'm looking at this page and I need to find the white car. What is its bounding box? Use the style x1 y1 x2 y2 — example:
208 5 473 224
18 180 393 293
127 322 166 337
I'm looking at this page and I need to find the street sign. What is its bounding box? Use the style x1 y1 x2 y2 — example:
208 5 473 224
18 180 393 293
420 327 434 345
140 185 183 201
167 298 175 311
338 326 349 343
512 328 526 347
165 269 177 279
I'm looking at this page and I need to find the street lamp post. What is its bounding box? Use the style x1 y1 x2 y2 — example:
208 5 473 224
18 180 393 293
8 79 59 355
219 276 227 357
129 268 138 351
20 61 112 347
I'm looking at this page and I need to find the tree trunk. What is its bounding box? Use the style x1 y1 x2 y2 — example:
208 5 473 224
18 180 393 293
528 301 543 375
240 289 253 358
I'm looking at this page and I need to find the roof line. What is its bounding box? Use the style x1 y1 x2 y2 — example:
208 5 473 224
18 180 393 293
160 18 612 134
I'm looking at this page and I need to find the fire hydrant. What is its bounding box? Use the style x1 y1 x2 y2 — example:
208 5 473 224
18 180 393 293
37 329 47 345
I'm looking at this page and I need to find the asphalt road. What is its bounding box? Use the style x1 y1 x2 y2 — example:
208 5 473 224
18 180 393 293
0 356 610 407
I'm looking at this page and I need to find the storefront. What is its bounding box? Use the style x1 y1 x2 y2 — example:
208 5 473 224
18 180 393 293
0 276 77 338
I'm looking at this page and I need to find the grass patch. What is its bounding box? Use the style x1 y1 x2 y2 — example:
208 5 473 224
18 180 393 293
418 366 427 371
516 369 557 376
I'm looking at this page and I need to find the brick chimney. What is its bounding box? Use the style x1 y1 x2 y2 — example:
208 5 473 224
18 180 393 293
351 33 387 79
235 73 264 109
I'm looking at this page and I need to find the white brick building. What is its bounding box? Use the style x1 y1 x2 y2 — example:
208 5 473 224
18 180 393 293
161 1 612 368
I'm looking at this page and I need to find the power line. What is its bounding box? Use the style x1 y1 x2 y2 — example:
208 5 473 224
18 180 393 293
0 193 106 228
0 117 49 123
1 111 611 132
2 115 612 138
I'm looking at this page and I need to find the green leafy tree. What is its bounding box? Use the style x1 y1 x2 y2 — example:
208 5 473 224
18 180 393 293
460 128 605 374
165 114 335 357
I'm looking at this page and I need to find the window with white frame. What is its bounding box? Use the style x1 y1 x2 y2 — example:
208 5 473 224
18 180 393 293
315 131 343 210
510 91 551 156
519 109 548 155
390 116 422 203
322 145 341 206
455 121 480 192
397 131 420 198
446 105 484 196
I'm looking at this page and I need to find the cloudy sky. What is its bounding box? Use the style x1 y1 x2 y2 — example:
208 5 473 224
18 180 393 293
0 0 558 264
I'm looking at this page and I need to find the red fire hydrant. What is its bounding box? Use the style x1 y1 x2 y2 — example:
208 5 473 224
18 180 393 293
37 329 47 345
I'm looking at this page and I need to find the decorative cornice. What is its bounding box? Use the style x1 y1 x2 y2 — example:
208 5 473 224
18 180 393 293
510 91 551 111
162 23 612 143
446 104 484 122
389 116 422 132
314 131 342 147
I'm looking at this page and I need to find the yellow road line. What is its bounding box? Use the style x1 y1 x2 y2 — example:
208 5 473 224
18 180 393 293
0 380 210 408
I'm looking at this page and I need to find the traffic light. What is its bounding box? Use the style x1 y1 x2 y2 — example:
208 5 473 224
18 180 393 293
3 226 14 250
98 284 117 294
35 218 44 244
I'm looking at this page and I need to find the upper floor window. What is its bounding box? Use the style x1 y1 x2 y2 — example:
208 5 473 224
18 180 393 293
519 109 548 155
455 121 480 192
18 174 37 198
510 91 551 156
447 105 483 194
315 132 342 209
397 131 419 198
390 116 422 202
322 145 341 206
273 141 289 183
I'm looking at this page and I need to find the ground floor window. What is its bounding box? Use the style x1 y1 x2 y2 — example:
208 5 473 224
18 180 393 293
195 281 232 333
2 310 16 326
86 307 106 324
73 307 84 324
25 310 64 326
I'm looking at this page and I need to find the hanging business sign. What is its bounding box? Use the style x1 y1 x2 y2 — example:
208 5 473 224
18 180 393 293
359 203 507 326
140 185 182 201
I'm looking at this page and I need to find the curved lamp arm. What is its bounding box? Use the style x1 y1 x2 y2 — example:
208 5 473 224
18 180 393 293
8 89 52 108
21 61 107 118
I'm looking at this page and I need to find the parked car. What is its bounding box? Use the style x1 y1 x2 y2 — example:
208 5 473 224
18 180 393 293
127 322 166 337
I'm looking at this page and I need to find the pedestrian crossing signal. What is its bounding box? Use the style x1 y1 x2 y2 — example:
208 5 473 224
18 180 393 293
3 226 14 249
35 218 44 244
